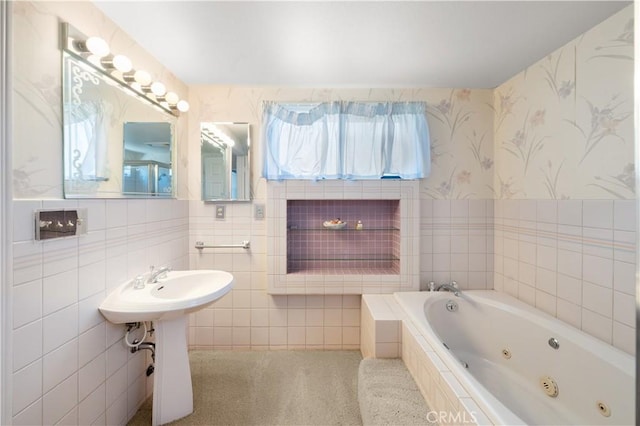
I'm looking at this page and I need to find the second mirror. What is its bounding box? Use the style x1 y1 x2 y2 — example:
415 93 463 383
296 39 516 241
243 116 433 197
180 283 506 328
201 122 251 201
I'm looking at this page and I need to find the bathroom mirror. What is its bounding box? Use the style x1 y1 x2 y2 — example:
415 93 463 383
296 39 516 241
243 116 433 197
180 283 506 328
201 122 251 201
62 52 176 198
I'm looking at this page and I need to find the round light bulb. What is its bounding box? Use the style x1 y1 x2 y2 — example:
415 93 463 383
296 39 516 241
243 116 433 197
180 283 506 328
112 55 132 72
134 70 152 86
177 100 190 112
151 82 166 96
165 92 179 105
86 36 110 57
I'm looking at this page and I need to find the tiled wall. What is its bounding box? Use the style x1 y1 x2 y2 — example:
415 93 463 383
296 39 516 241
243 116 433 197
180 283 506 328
10 199 189 424
420 199 494 291
267 180 420 294
493 199 636 355
287 199 400 274
188 201 362 350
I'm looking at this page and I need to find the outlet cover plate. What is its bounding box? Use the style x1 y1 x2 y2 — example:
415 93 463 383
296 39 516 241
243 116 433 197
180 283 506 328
215 205 226 219
254 204 265 220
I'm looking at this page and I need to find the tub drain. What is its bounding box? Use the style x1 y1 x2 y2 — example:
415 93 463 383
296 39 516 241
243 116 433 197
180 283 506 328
596 401 611 417
540 376 559 397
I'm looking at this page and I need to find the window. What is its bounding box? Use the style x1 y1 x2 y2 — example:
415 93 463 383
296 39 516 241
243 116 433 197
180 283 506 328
262 102 430 180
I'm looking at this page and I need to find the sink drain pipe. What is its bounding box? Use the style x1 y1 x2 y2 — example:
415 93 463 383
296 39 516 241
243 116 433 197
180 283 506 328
125 322 156 376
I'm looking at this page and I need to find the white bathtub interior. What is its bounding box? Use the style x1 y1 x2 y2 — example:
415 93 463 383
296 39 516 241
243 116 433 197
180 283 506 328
394 290 634 426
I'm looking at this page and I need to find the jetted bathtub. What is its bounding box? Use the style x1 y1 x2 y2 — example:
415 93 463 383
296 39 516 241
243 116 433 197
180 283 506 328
394 290 634 425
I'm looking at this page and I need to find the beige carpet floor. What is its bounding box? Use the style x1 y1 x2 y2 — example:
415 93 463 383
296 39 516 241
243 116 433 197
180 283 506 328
128 350 363 426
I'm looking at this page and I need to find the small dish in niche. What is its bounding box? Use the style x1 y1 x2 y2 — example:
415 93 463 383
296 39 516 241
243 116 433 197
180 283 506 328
323 219 347 230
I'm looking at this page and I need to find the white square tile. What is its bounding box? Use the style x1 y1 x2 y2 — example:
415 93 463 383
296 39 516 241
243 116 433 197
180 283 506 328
12 360 42 415
469 254 487 272
43 338 78 394
582 254 613 288
450 235 469 253
519 200 537 222
42 373 77 425
13 320 42 372
13 279 42 329
582 282 612 318
106 343 128 379
613 260 635 295
42 269 78 316
518 241 536 265
13 200 40 242
613 291 635 327
78 383 106 425
556 299 581 329
13 241 43 286
613 321 635 355
451 254 469 271
557 200 582 226
79 292 106 334
78 231 106 267
106 365 127 408
536 290 556 316
556 273 581 303
556 249 581 279
105 201 128 229
42 238 78 278
613 200 636 231
583 200 613 229
581 309 612 344
12 398 42 426
79 323 106 367
43 304 78 354
535 267 556 295
536 245 557 272
536 200 557 224
78 200 106 231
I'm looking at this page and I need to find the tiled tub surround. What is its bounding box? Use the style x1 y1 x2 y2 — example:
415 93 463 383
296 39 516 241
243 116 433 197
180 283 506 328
420 199 494 291
493 199 636 355
361 295 491 425
287 199 400 274
267 180 420 294
11 199 189 425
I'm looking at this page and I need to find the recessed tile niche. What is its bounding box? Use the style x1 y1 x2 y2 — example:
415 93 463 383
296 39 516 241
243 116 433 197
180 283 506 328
287 200 400 274
267 180 419 295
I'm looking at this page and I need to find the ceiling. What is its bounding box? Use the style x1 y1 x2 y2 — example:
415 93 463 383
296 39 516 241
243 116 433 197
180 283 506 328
94 1 631 89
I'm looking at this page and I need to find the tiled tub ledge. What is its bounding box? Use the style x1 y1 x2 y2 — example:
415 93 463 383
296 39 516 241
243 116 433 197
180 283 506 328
360 295 492 425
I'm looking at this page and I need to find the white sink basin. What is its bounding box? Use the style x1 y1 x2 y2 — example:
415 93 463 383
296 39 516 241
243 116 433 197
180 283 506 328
99 270 234 323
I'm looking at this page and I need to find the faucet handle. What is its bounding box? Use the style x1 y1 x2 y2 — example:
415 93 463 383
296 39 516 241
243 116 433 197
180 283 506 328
429 281 435 291
451 281 458 288
133 275 145 289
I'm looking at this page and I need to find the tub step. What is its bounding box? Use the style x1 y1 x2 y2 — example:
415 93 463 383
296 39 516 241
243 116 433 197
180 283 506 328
358 359 435 425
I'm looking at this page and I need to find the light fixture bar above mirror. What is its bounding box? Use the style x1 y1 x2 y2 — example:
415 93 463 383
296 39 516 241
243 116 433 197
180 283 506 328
60 22 189 117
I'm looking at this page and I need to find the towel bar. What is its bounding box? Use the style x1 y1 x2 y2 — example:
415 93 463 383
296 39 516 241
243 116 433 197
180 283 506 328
195 240 250 250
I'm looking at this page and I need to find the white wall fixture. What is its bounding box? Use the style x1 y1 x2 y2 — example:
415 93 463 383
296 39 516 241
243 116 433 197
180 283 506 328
61 22 189 116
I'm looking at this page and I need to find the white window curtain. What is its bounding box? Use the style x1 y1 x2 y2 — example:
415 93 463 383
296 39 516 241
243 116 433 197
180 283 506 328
262 101 430 180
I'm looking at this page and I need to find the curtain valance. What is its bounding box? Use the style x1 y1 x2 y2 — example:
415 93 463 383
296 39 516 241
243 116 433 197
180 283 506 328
262 101 430 180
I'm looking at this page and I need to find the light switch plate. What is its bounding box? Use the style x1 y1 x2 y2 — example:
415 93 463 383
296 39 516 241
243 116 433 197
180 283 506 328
215 205 226 219
254 204 265 220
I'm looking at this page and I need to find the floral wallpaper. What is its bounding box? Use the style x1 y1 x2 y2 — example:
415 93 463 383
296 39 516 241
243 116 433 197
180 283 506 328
494 5 633 200
188 87 495 201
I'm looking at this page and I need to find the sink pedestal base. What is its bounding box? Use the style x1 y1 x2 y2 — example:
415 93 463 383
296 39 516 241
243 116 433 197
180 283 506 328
152 316 193 426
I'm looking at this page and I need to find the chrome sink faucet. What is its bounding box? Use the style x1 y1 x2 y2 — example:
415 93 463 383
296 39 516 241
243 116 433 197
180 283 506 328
148 265 171 284
436 281 460 297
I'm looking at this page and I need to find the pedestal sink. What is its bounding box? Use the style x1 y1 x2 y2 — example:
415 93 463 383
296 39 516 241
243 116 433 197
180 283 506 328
99 270 234 425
